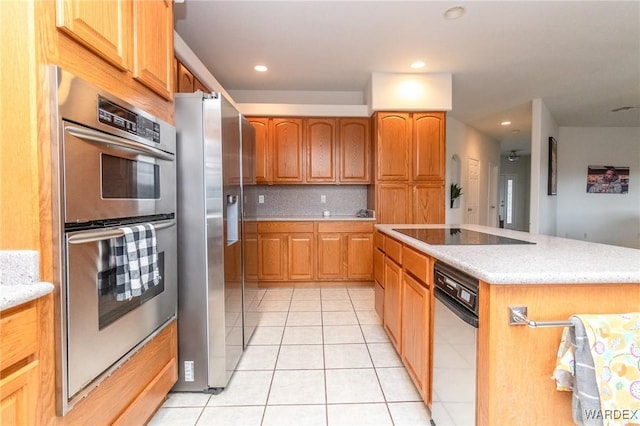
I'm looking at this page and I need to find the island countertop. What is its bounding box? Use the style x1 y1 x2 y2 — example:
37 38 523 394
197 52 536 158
375 224 640 285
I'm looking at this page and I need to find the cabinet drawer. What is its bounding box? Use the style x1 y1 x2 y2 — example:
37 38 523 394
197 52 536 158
317 221 373 233
0 302 38 370
402 246 430 285
384 237 402 264
258 221 314 233
374 231 384 252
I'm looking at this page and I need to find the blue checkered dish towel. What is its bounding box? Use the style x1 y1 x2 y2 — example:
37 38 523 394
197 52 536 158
114 224 161 301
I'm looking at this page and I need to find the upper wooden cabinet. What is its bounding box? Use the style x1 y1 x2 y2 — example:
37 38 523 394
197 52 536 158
413 112 445 181
272 118 304 183
132 0 173 100
56 0 132 70
376 113 411 181
176 59 210 94
56 0 173 100
248 117 370 185
339 118 370 183
371 111 446 224
306 119 336 183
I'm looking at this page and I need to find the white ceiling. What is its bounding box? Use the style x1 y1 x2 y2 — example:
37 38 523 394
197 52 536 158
174 1 640 154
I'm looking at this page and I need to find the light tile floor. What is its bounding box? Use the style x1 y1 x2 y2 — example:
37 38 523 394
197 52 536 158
149 287 432 425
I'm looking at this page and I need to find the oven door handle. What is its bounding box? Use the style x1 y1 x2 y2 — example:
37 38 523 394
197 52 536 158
65 125 174 161
67 220 176 244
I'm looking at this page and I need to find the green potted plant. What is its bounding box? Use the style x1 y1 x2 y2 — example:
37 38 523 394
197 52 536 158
450 183 463 208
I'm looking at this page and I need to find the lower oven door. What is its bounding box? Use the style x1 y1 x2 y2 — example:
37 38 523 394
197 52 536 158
431 290 478 426
63 219 177 405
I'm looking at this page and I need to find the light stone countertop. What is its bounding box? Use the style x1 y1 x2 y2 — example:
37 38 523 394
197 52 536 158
0 250 54 311
376 224 640 285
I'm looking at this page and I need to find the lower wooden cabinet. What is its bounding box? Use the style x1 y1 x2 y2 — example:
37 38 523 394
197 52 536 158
378 234 433 404
257 221 374 285
401 272 431 401
383 256 402 352
0 299 42 426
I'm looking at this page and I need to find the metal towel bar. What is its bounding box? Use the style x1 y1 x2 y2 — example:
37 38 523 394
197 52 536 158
509 306 574 328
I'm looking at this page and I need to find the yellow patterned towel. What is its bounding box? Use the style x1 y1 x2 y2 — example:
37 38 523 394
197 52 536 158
577 313 640 425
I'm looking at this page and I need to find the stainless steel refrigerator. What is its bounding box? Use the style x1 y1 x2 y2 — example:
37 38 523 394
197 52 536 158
173 92 256 392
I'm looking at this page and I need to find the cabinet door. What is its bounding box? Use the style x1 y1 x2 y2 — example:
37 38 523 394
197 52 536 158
258 233 286 280
347 234 373 279
0 361 39 426
413 112 445 181
401 273 430 400
176 61 194 93
133 0 173 100
194 78 209 93
376 113 410 181
339 118 370 183
317 233 344 279
413 184 445 224
56 0 132 70
288 233 314 280
244 230 259 282
272 118 303 183
306 119 336 182
377 183 410 224
248 118 271 184
383 257 402 352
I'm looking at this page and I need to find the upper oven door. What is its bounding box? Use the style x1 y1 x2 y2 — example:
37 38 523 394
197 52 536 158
62 121 176 224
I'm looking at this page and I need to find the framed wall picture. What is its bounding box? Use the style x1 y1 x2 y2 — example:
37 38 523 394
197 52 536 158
586 166 629 194
548 136 557 195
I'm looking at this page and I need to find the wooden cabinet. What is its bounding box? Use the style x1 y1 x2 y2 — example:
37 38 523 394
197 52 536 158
315 222 374 282
247 117 370 185
339 118 370 183
176 59 209 93
0 300 41 426
56 0 173 100
412 184 445 224
412 113 445 181
272 118 304 183
257 221 374 285
383 256 402 352
246 118 271 184
55 0 132 70
371 111 446 224
306 119 336 182
132 0 173 99
377 235 433 404
373 231 385 319
377 183 411 225
376 112 411 181
400 246 431 403
257 222 314 281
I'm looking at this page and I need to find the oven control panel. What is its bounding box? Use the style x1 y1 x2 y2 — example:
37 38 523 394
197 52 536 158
98 96 160 143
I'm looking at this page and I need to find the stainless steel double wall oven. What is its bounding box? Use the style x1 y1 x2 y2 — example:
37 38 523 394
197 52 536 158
50 67 177 414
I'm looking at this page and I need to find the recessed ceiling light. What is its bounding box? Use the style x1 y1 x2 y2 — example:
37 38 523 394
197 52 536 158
411 61 426 69
254 65 268 72
444 6 465 20
501 121 512 126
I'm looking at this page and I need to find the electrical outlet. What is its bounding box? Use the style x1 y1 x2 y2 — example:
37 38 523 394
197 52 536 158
258 195 264 204
321 195 326 204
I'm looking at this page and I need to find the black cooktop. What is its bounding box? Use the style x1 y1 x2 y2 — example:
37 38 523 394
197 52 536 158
393 227 535 245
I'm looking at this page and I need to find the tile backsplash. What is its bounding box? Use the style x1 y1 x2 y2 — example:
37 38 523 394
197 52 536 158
254 185 368 217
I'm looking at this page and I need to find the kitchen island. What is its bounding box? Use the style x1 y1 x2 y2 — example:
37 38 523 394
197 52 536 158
374 224 640 426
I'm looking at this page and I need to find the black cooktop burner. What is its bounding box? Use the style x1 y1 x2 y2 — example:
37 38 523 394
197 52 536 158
393 227 535 245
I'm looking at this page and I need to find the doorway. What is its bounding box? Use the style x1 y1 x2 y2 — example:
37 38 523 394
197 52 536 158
466 158 480 224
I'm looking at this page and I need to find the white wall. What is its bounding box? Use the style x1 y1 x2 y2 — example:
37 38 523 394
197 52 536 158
446 117 501 226
530 99 559 234
557 127 640 249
